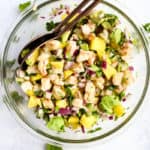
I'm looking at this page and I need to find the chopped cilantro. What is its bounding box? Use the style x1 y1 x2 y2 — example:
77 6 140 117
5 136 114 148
45 144 63 150
11 91 23 102
64 85 74 106
6 59 16 68
88 127 102 133
21 49 30 58
34 90 44 97
143 23 150 33
19 1 31 12
46 21 56 31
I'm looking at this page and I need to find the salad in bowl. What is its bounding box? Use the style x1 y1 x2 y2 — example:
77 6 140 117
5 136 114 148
16 8 135 133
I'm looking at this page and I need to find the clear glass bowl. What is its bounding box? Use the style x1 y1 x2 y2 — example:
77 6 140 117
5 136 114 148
0 0 150 147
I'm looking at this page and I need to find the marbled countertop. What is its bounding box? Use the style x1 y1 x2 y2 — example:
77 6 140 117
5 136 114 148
0 0 150 149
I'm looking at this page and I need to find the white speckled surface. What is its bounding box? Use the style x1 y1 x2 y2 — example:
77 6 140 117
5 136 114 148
0 0 150 149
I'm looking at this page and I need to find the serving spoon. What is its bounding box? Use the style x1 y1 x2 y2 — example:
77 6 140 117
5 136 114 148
18 0 101 68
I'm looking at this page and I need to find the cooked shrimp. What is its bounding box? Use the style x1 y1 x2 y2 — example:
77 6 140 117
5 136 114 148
41 77 52 91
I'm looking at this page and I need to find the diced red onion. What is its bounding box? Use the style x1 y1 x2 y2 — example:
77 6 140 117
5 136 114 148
129 66 134 71
87 69 95 76
81 125 85 133
122 98 126 102
109 116 113 120
59 108 72 116
73 49 80 57
101 61 107 69
58 10 63 15
83 99 87 105
40 16 46 19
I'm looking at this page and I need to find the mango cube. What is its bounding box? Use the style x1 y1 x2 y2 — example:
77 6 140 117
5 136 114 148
80 114 97 129
90 37 106 59
28 96 41 108
113 104 125 117
64 70 73 79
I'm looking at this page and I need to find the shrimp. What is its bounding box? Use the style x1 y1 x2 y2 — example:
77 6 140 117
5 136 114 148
41 77 52 91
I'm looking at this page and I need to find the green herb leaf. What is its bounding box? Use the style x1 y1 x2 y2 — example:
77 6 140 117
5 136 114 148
143 23 150 33
46 21 56 31
88 127 102 133
45 144 63 150
21 49 30 58
100 14 118 29
19 1 31 12
34 90 44 97
64 85 74 106
11 91 23 102
6 59 16 68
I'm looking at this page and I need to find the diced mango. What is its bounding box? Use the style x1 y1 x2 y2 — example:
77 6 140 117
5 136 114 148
68 116 80 129
28 96 41 108
26 90 34 96
90 37 106 59
80 114 97 129
31 74 42 81
64 70 73 79
56 100 68 108
113 104 125 117
103 65 117 80
61 13 68 20
25 48 39 66
50 61 64 70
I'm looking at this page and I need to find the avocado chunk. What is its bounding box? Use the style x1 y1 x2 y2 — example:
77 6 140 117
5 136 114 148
47 116 65 132
110 28 125 47
90 37 106 59
61 31 71 43
80 43 89 51
99 95 119 114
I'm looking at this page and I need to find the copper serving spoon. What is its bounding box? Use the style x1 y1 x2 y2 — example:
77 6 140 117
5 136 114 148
18 0 101 68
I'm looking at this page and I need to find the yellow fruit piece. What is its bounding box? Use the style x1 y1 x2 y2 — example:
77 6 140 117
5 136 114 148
31 74 42 81
113 104 125 117
105 55 111 65
28 96 41 108
64 70 73 79
25 48 39 66
61 42 67 48
26 90 34 96
68 116 80 129
90 37 106 59
50 61 64 69
80 114 97 129
56 100 68 108
61 13 68 20
103 65 117 80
